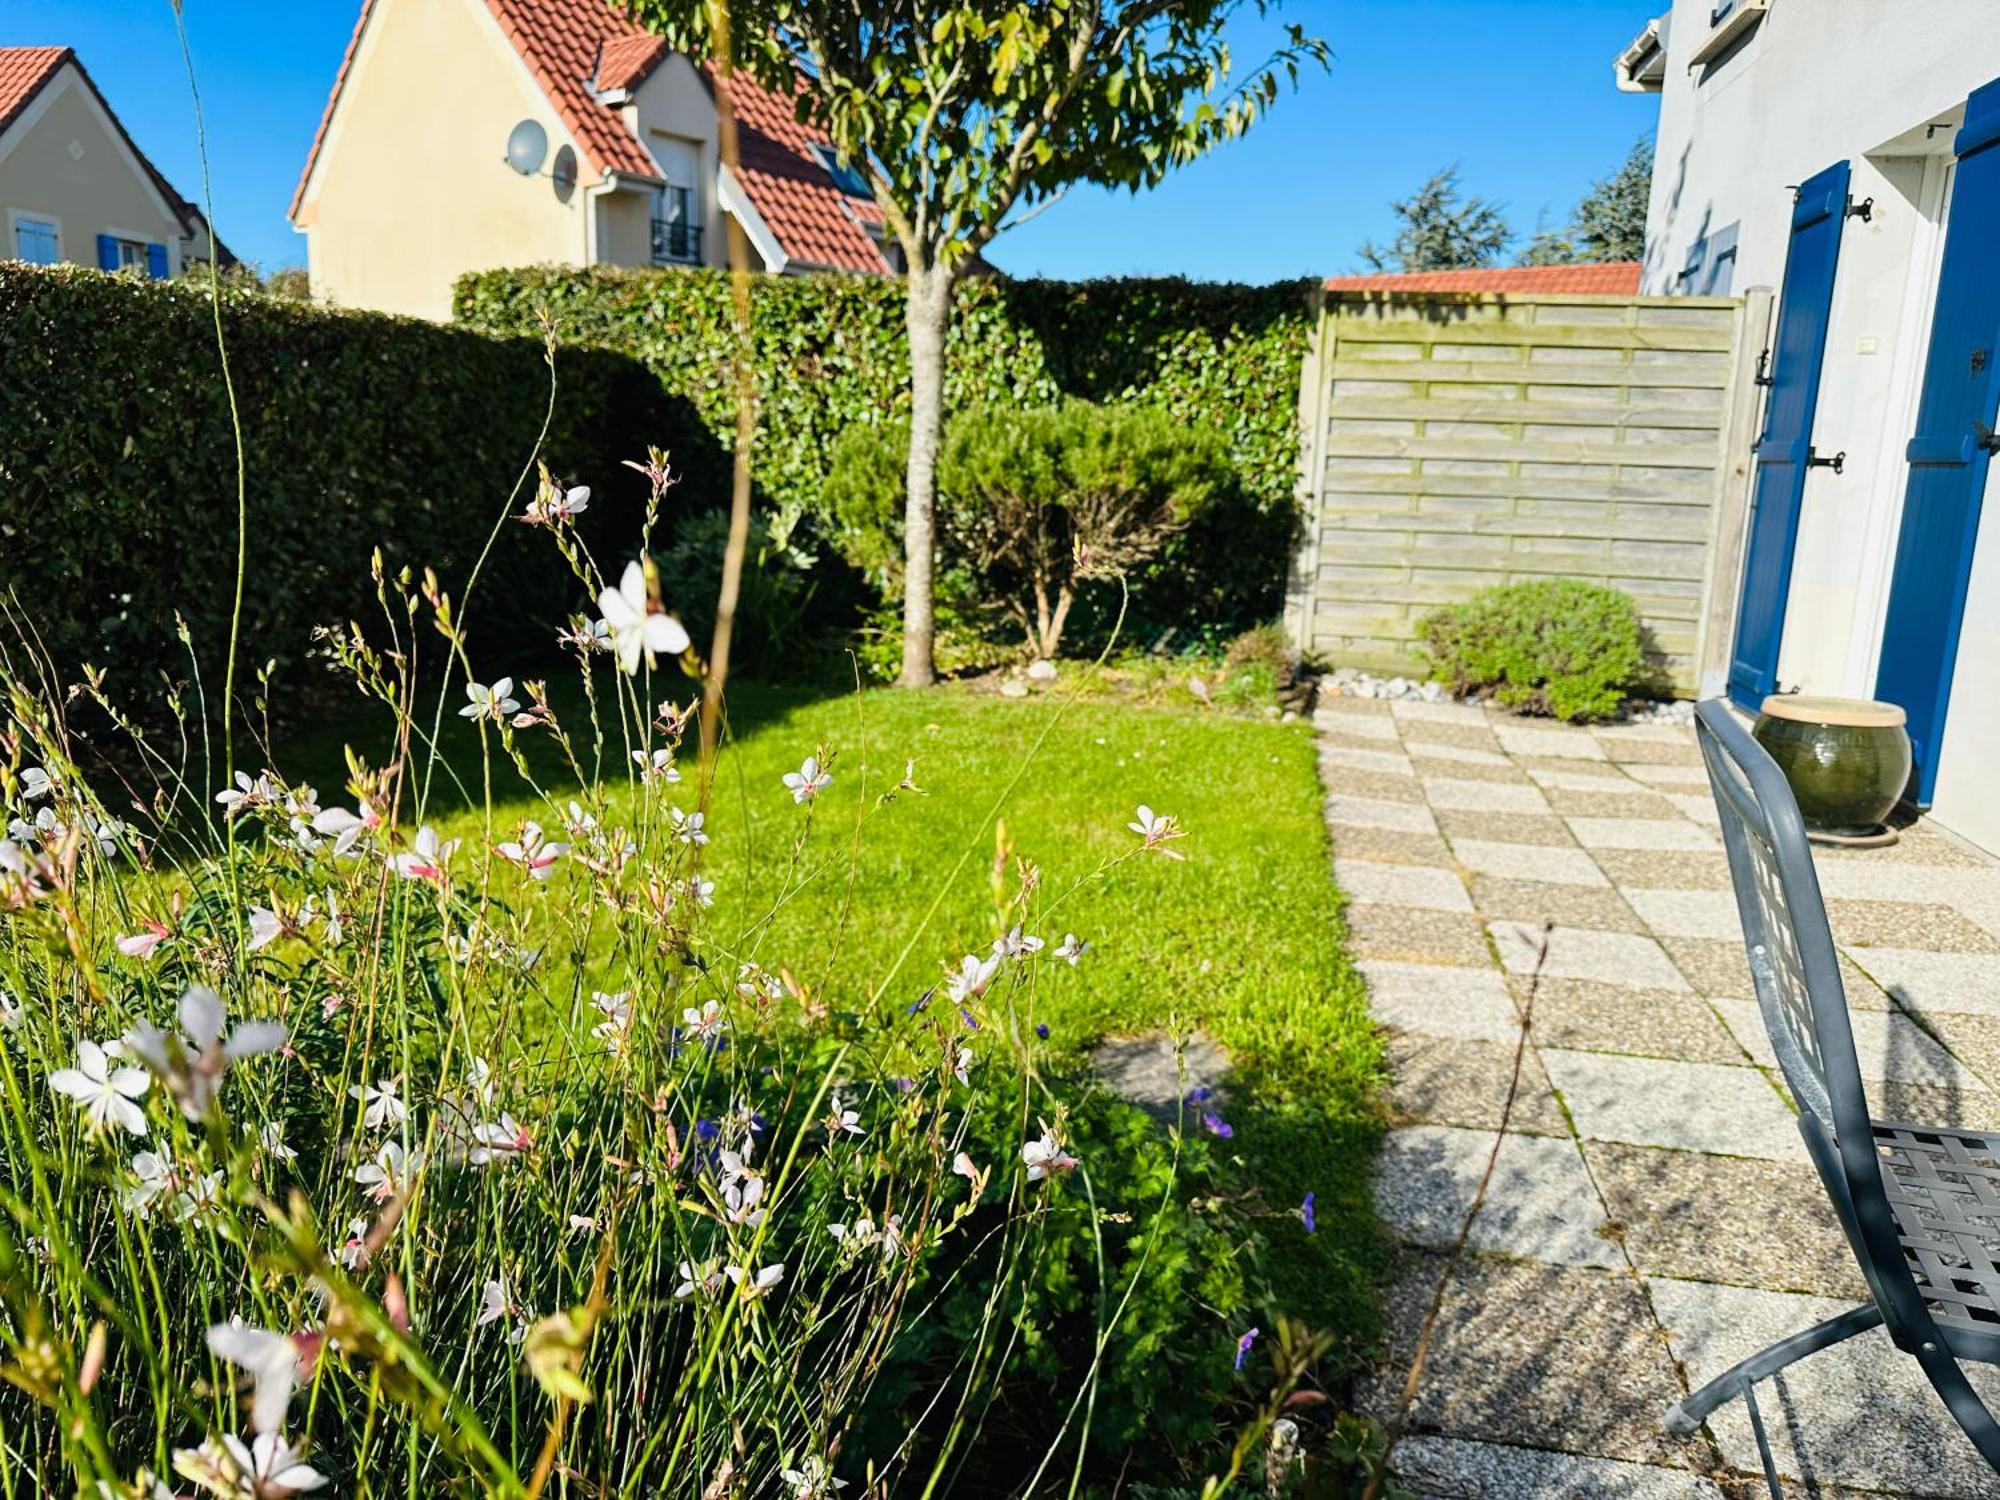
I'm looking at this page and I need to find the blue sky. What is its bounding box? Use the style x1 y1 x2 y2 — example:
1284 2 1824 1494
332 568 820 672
4 0 1659 281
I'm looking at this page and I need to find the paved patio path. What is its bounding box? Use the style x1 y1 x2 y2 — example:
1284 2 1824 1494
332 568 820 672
1318 697 2000 1499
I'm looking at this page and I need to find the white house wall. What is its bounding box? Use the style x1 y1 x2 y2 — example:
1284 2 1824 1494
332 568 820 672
1647 0 2000 854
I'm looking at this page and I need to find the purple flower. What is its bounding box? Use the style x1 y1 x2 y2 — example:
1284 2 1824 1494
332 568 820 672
1200 1111 1232 1139
891 1075 916 1093
1186 1085 1215 1106
694 1118 720 1143
1234 1327 1260 1370
906 988 935 1016
958 1006 981 1032
1300 1190 1316 1233
1035 1023 1050 1039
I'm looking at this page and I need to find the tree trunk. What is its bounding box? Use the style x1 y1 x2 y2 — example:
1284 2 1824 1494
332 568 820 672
899 265 952 687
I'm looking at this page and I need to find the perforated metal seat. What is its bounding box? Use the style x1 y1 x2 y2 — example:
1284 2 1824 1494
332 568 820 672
1663 702 2000 1494
1876 1120 2000 1353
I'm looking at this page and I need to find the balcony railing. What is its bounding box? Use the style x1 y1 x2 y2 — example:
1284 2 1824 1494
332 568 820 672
651 218 702 266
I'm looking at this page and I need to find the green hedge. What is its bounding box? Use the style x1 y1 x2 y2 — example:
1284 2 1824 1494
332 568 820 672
455 267 1316 645
0 264 707 717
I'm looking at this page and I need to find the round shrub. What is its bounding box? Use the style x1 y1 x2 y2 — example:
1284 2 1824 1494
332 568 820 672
1418 578 1646 722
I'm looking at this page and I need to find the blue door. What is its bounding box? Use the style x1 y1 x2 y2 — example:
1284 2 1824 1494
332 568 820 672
1875 78 2000 804
1727 161 1851 710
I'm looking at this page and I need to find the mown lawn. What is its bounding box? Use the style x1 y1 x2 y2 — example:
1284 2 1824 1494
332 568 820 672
283 678 1387 1366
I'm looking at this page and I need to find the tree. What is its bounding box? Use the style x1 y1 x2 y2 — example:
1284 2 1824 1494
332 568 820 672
1354 165 1510 273
1520 136 1653 265
623 0 1325 685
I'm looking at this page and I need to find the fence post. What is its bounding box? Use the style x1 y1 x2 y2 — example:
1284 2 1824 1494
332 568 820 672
1286 286 1333 652
1696 285 1775 700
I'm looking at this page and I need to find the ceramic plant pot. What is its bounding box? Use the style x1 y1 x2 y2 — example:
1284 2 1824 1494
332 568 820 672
1752 695 1912 841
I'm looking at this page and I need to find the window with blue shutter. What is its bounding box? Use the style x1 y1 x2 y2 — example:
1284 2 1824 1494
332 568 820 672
96 233 119 271
145 243 167 279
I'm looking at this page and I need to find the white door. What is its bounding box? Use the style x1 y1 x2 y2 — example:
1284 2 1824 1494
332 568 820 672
1931 460 2000 857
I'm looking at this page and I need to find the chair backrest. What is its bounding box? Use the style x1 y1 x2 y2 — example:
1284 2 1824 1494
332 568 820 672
1694 700 1933 1335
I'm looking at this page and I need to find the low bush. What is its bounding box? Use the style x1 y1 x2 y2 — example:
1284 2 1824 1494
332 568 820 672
1418 578 1646 721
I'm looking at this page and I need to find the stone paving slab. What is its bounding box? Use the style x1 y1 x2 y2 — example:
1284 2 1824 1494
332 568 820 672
1646 1278 2000 1497
1375 1124 1621 1267
1323 702 2000 1500
1390 1436 1730 1499
1540 1048 1804 1161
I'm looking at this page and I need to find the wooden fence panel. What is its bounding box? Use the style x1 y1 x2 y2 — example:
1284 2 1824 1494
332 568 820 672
1285 289 1772 694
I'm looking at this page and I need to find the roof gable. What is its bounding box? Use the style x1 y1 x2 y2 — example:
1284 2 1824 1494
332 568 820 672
0 45 68 138
292 0 891 274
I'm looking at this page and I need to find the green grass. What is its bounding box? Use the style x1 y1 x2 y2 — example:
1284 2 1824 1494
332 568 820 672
282 677 1387 1367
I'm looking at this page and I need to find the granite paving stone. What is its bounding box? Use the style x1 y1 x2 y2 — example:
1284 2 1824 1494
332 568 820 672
1525 763 1645 793
1423 776 1554 815
1402 1258 1709 1466
1845 948 2000 1018
1496 725 1609 761
1390 1436 1728 1500
1866 1078 2000 1133
1393 699 1493 725
1374 1125 1621 1267
1593 849 1736 890
1314 708 1400 741
1327 825 1458 866
1707 996 1984 1092
1470 878 1647 933
1350 905 1495 965
1451 839 1608 887
1327 793 1440 834
1336 858 1475 912
1583 1142 1866 1298
1361 959 1520 1043
1399 719 1506 752
1901 1010 2000 1089
1323 767 1431 804
1539 1048 1804 1161
1647 1277 2000 1497
1523 979 1743 1063
1383 1033 1570 1136
1569 816 1719 852
1624 888 1745 942
1435 808 1580 848
1406 740 1515 769
1319 744 1415 778
1825 900 2000 954
1543 787 1684 820
1620 762 1716 789
1491 921 1690 991
1654 937 1902 1006
1661 791 1723 827
1600 738 1704 766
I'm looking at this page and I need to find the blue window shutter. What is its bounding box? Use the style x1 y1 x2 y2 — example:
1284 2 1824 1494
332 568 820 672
96 233 118 271
146 243 168 278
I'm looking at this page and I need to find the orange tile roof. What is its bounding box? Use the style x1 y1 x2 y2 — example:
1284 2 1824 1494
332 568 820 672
292 0 891 275
0 45 67 137
1325 261 1642 295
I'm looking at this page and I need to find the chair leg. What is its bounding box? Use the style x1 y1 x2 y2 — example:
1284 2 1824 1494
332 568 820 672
1662 1304 1883 1436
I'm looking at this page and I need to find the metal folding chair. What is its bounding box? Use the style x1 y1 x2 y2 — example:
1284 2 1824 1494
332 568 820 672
1667 700 2000 1494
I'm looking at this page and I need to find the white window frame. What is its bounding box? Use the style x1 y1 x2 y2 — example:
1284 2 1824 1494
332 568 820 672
103 226 173 277
7 208 62 265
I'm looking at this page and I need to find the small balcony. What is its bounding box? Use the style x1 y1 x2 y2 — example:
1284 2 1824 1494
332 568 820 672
651 217 702 266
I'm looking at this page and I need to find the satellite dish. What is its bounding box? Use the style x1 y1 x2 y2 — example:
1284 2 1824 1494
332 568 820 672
551 145 578 203
505 119 548 176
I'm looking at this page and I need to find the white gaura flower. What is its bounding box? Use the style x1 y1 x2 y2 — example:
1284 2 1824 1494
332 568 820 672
496 820 566 881
123 986 285 1122
725 1262 785 1301
781 1455 847 1498
1128 804 1185 859
828 1217 878 1253
952 1151 983 1185
468 1114 532 1166
632 748 680 783
953 1046 973 1086
175 1170 226 1226
348 1077 407 1130
737 963 784 1003
354 1140 422 1200
206 1320 312 1434
824 1092 864 1137
466 1055 494 1105
49 1040 150 1136
685 874 716 908
782 756 832 803
591 990 633 1053
681 999 726 1042
991 925 1044 960
389 825 458 883
85 816 128 858
122 1148 178 1216
246 907 283 952
560 615 612 656
259 1121 297 1163
213 771 276 818
172 1431 326 1497
670 807 709 846
309 801 375 857
1055 933 1091 965
460 677 520 723
337 1217 370 1271
674 1258 723 1300
118 920 172 961
944 952 999 1005
1022 1126 1079 1183
524 481 590 524
19 766 53 801
599 559 691 676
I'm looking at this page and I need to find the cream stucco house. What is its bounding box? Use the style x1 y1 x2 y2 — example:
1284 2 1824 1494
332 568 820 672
290 0 895 320
0 46 228 278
